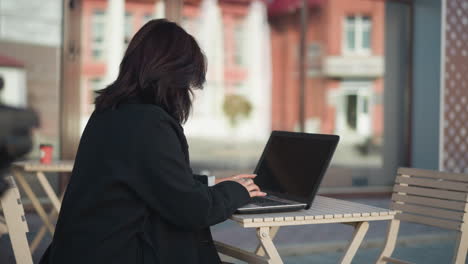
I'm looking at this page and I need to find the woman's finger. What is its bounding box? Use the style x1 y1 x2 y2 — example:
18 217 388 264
237 174 257 179
242 179 254 185
232 174 256 180
236 179 251 186
249 191 267 198
235 179 250 187
246 183 260 193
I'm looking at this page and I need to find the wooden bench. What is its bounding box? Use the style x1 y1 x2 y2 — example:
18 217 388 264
377 167 468 264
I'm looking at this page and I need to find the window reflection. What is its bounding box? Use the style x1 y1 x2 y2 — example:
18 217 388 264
79 0 387 189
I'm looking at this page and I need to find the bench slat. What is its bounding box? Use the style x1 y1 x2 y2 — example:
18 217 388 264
398 167 468 182
394 185 468 201
395 175 468 192
391 193 467 211
392 203 464 221
396 213 462 230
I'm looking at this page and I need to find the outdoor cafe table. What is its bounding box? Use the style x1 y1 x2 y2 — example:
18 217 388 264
215 195 396 264
11 160 74 253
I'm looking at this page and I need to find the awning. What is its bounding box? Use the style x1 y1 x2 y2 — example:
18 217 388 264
266 0 324 16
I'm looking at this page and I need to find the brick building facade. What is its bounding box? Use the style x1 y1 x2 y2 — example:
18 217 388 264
270 0 385 146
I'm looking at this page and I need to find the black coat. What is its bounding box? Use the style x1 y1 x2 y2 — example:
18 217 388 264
39 102 250 264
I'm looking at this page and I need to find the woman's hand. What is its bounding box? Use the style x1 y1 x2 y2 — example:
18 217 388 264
217 174 267 198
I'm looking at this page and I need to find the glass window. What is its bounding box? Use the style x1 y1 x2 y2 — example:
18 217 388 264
345 16 356 50
91 10 106 60
362 16 371 50
233 21 246 67
124 12 134 45
344 15 372 54
181 16 193 33
362 95 369 114
143 13 153 26
307 43 322 76
0 0 63 196
128 1 387 192
89 77 103 104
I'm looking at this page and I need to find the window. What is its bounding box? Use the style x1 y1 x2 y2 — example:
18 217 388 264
143 13 153 26
181 16 199 37
307 43 322 76
233 22 245 66
90 77 104 102
124 12 134 45
343 15 372 55
91 10 106 60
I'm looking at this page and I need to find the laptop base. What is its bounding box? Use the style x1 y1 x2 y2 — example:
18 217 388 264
235 204 306 214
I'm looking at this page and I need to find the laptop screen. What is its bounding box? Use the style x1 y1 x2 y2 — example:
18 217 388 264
253 131 339 205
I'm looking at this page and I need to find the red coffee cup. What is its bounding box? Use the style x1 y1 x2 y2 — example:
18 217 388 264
40 144 53 164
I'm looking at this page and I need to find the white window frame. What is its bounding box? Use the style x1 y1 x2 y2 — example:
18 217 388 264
342 15 372 56
91 10 107 61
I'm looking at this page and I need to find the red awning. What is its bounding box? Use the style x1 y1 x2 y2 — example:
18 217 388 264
266 0 323 16
0 54 24 68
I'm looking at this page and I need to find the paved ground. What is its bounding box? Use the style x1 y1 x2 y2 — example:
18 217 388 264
0 196 461 263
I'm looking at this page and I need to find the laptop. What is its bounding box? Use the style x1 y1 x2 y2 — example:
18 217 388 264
236 131 339 214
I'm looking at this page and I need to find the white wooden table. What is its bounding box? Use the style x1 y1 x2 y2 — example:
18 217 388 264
11 160 73 253
215 195 396 264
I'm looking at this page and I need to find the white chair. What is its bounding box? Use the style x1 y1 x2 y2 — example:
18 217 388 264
0 175 33 264
377 167 468 264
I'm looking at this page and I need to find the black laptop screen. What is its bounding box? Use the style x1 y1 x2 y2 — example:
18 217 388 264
254 132 339 203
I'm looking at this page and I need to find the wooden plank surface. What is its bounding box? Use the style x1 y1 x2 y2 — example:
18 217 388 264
395 213 462 230
395 175 468 192
391 203 464 221
391 193 467 211
231 196 394 227
394 185 468 201
398 167 468 182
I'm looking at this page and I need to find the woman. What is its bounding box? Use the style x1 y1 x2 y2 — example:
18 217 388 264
39 19 266 264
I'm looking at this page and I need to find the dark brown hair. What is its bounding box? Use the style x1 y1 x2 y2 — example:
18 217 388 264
95 19 206 123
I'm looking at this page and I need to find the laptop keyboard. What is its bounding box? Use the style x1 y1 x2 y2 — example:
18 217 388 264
250 196 290 207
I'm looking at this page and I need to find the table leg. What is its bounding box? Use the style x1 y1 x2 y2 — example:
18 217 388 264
36 172 61 213
30 190 63 253
30 209 58 254
256 226 283 264
12 169 55 234
255 226 280 256
0 216 7 236
339 221 369 264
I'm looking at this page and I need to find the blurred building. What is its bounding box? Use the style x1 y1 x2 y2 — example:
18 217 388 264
269 0 385 148
80 0 271 141
81 0 159 118
78 0 386 182
81 0 384 145
0 0 63 157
